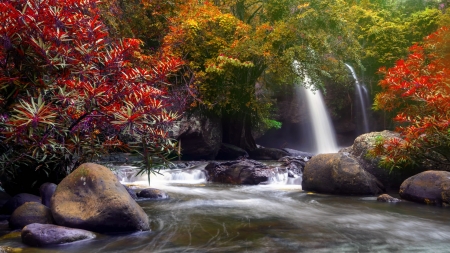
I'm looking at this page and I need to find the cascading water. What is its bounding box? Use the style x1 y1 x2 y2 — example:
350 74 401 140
345 64 370 134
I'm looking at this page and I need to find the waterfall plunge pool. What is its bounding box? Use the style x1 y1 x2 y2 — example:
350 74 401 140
2 163 450 253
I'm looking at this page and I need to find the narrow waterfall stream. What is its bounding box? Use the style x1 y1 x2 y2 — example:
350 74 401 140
345 64 371 134
3 164 450 252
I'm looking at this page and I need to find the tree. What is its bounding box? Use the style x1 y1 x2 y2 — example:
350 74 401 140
371 26 450 170
0 0 184 194
163 0 361 150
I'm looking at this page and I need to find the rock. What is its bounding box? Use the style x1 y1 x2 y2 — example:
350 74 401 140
249 148 289 160
205 160 274 185
0 246 21 253
1 193 41 215
377 194 401 202
137 188 169 200
39 183 57 208
123 185 138 199
342 131 421 191
302 153 384 195
215 143 249 160
9 202 54 229
171 113 222 160
278 156 309 172
50 163 149 233
281 148 314 159
21 223 96 246
399 171 450 206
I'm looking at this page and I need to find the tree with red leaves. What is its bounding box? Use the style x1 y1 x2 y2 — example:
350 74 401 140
0 0 184 194
372 27 450 170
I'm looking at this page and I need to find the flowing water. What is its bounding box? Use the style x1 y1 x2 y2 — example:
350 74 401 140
2 164 450 253
345 64 371 134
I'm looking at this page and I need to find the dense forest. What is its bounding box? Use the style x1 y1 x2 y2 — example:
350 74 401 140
1 0 449 192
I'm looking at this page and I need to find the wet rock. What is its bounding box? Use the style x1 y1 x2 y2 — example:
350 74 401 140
9 202 54 229
51 163 149 233
171 113 222 160
281 148 314 159
1 193 41 215
302 153 384 195
249 148 289 160
137 188 169 200
0 246 21 253
399 171 450 206
342 131 420 190
216 143 249 160
278 156 309 172
22 223 96 246
377 194 401 203
205 160 274 185
39 183 57 208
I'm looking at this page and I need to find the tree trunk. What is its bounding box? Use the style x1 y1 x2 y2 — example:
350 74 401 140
222 111 257 151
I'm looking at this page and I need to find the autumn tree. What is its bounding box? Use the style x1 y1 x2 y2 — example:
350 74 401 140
0 0 184 194
371 27 450 170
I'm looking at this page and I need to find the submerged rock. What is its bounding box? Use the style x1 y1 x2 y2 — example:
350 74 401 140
51 163 149 233
302 153 384 195
9 202 54 229
399 170 450 206
137 188 169 200
205 160 275 185
377 194 401 203
22 223 96 246
1 193 41 215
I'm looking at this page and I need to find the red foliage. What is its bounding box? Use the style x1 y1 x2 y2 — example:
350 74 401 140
373 27 450 168
0 0 184 174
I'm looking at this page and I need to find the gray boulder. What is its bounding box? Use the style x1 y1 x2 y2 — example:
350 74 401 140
1 193 41 215
9 202 54 229
22 223 96 246
137 188 169 200
399 170 450 206
39 182 57 208
50 163 149 233
216 143 249 160
205 160 274 185
249 148 289 160
302 153 384 195
342 131 420 190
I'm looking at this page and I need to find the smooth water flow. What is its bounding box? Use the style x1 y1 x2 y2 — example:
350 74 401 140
345 63 370 134
299 86 339 154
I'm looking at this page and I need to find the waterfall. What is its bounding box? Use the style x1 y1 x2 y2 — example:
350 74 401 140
299 86 339 154
345 64 370 134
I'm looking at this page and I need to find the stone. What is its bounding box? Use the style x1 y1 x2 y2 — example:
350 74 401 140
50 163 149 233
281 148 314 159
137 188 169 200
205 160 274 185
39 182 57 208
215 143 249 160
399 170 450 206
9 202 54 229
377 194 401 202
1 193 41 215
342 131 421 191
249 148 289 160
21 223 96 246
171 113 222 160
123 185 138 199
302 153 384 195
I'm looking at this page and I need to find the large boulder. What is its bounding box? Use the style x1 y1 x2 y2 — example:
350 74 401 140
50 163 149 233
22 223 96 246
205 160 275 185
1 193 41 215
399 171 450 206
9 202 54 229
302 153 384 195
342 131 420 190
171 113 222 160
